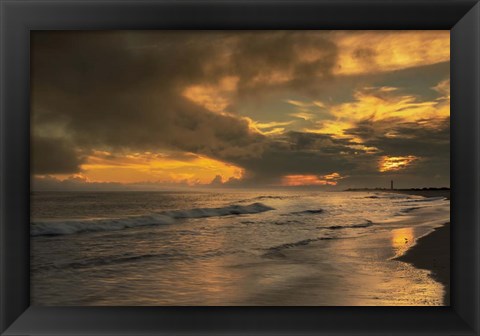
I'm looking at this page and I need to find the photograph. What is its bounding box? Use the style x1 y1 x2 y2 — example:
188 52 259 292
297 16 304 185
30 30 450 306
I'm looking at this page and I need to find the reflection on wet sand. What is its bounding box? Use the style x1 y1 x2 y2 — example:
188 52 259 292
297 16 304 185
32 224 445 306
391 227 415 257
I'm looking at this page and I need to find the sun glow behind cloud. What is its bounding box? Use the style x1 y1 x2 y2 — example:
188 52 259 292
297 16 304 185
53 151 245 185
282 173 344 186
379 156 418 173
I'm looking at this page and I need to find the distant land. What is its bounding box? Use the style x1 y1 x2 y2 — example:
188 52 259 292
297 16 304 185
345 187 450 191
345 187 450 200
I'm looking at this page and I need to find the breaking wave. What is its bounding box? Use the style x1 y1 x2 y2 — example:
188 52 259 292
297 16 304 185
31 202 274 237
238 195 296 203
326 220 373 230
263 237 336 258
33 248 232 271
364 193 411 200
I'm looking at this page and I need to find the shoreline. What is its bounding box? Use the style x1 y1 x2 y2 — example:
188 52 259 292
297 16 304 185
385 189 450 305
395 223 450 305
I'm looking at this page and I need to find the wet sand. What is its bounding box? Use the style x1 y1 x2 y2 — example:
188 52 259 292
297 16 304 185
390 189 450 305
395 223 450 305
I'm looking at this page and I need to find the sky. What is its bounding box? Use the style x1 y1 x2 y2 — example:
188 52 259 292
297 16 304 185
31 30 450 191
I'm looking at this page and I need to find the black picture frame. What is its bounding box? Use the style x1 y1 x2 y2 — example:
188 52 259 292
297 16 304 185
1 0 479 335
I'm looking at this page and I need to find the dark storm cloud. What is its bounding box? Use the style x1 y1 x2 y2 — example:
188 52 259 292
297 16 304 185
31 136 85 174
235 150 354 185
31 31 338 174
233 116 450 187
345 118 450 158
227 131 360 185
285 131 360 154
32 175 128 191
231 31 338 94
338 117 450 187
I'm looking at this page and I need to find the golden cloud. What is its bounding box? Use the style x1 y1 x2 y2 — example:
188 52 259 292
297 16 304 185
281 172 344 186
307 80 450 141
379 155 418 172
182 76 239 115
333 31 450 76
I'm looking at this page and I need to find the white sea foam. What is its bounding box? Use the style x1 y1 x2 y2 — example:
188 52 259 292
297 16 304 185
31 202 274 237
365 193 412 199
402 196 446 203
165 202 274 219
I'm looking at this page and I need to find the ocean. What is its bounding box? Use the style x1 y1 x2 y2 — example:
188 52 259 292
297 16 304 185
30 190 450 306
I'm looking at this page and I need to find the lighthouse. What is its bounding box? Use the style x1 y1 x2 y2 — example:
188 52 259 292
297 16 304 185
390 180 394 190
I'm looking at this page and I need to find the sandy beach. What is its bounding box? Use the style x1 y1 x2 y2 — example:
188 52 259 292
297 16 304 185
391 190 450 305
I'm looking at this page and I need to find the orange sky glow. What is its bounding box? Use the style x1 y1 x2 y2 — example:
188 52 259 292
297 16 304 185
282 173 344 186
